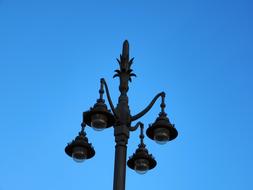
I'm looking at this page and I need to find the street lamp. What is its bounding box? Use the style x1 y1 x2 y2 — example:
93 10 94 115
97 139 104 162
127 122 157 174
65 123 95 163
65 40 178 190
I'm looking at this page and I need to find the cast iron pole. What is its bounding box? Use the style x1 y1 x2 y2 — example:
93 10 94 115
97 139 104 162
113 40 132 190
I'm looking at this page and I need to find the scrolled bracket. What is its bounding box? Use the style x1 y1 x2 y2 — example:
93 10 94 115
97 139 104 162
100 78 117 117
131 92 165 121
129 121 144 132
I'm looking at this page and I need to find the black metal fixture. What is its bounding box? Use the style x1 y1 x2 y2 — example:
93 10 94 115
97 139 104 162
146 93 178 144
65 123 95 163
82 80 115 131
65 40 178 190
127 122 156 174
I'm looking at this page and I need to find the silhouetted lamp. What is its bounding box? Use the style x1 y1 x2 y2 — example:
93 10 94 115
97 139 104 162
64 41 178 190
146 93 178 144
127 123 156 174
83 80 115 131
65 123 95 162
147 113 178 144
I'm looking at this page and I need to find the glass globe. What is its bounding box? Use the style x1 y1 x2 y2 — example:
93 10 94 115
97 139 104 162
91 113 108 131
134 158 149 174
154 128 170 145
72 146 87 163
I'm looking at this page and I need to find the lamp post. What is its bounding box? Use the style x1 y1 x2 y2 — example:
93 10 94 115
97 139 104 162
65 40 178 190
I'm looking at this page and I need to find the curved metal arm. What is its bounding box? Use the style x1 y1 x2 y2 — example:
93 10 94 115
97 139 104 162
129 121 144 131
129 122 146 145
131 92 165 121
101 78 117 117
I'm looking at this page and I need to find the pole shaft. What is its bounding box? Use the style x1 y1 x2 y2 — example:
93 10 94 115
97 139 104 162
113 40 132 190
113 140 127 190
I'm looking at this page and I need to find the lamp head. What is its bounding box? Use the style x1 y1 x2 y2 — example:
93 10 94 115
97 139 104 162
65 128 95 162
83 100 115 131
146 113 178 144
127 145 156 174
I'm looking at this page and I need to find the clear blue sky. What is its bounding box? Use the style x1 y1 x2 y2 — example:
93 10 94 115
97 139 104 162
0 0 252 190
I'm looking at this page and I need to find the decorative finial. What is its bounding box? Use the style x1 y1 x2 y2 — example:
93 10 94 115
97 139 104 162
122 40 129 60
113 40 136 82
